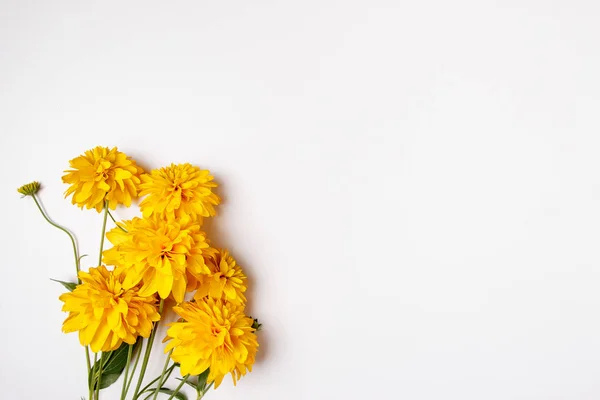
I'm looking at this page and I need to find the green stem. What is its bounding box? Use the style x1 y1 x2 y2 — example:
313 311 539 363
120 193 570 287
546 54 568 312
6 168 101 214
95 352 104 400
198 382 213 399
136 364 176 399
86 348 92 393
125 339 144 395
30 195 93 386
120 344 134 400
132 299 165 398
160 363 176 391
31 194 80 279
107 209 128 232
167 375 189 400
89 369 94 400
152 349 174 400
92 352 98 400
91 203 109 400
98 202 109 266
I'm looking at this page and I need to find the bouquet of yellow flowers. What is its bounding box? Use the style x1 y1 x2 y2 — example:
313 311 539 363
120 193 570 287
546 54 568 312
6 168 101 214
18 146 260 400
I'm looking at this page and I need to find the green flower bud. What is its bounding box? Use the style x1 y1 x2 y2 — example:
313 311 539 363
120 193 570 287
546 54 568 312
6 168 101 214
17 181 41 196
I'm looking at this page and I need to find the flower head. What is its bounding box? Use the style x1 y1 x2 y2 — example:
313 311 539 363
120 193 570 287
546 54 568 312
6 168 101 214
62 146 144 212
194 249 247 305
165 298 258 388
17 181 41 196
59 265 160 353
103 216 213 303
139 163 220 222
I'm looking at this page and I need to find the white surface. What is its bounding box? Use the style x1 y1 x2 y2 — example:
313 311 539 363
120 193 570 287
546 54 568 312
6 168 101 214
1 1 600 399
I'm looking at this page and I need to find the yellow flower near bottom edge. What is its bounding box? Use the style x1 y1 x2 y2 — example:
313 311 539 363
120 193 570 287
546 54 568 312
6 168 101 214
165 298 258 388
59 265 160 353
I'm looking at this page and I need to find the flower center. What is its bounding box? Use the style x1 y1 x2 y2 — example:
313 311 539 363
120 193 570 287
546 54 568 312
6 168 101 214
95 159 112 181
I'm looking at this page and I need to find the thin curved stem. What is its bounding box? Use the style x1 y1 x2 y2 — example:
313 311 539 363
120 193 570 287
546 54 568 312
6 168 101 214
120 344 134 400
30 194 92 382
31 194 80 279
132 299 165 399
167 375 189 400
107 209 127 232
152 349 174 400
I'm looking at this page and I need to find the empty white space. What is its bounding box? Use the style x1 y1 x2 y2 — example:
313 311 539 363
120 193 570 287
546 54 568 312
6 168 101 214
1 1 600 399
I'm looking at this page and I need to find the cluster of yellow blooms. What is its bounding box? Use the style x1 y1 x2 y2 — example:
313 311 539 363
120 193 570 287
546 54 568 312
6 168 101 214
22 146 258 397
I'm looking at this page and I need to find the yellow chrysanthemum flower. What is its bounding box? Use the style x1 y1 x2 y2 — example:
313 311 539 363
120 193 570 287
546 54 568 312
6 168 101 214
17 181 41 196
103 217 213 303
63 146 144 212
139 163 220 222
59 265 160 353
165 298 258 388
194 249 247 305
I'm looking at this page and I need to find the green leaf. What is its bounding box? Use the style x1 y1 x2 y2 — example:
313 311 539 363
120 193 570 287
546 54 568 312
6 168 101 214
97 372 121 389
196 368 210 391
101 340 133 375
142 388 187 400
50 278 77 291
251 317 262 331
89 339 141 390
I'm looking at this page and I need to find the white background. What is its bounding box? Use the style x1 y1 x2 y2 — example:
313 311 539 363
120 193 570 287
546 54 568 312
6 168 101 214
1 1 600 399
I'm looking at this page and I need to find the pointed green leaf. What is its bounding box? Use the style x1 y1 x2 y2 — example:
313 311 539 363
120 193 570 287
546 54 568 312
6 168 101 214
89 338 141 390
102 340 135 375
97 372 121 389
197 368 210 391
50 278 77 292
